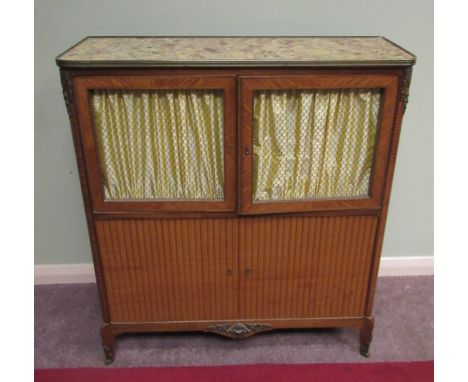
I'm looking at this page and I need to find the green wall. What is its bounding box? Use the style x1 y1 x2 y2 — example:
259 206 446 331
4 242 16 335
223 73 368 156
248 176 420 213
35 0 433 264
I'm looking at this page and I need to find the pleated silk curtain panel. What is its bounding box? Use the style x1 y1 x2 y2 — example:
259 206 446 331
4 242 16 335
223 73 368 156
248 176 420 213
252 89 382 202
91 89 225 200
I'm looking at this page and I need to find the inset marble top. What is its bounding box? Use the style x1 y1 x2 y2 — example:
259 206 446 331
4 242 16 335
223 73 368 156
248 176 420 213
56 36 416 68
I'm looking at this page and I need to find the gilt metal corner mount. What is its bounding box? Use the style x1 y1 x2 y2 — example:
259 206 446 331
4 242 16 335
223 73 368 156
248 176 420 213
401 67 413 114
60 71 74 120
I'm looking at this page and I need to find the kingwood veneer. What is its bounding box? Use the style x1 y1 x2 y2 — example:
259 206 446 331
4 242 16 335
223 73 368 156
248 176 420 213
56 36 415 364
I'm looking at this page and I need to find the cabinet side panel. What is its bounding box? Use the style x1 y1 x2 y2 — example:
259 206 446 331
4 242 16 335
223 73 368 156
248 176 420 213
95 218 238 322
239 215 377 319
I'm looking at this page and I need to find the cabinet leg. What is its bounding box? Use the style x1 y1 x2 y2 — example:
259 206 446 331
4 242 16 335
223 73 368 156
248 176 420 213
359 316 374 358
101 323 115 365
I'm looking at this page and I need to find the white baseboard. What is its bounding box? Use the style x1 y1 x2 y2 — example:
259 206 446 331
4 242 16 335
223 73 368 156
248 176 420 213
34 256 433 285
378 256 434 277
34 263 96 285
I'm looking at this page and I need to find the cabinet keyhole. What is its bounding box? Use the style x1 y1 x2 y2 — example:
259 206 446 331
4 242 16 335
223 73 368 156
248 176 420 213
245 268 251 276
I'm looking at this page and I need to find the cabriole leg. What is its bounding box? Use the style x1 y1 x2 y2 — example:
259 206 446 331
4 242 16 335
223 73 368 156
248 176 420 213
101 323 115 365
359 316 374 357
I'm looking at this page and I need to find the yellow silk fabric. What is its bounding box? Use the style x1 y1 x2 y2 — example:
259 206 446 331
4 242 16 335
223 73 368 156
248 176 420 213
253 89 381 202
91 89 224 200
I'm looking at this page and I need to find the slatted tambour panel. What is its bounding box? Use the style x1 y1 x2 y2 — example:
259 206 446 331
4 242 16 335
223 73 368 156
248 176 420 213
95 219 238 322
238 215 378 319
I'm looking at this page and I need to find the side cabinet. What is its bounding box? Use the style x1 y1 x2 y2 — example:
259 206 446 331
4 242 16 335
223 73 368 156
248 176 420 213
57 36 415 364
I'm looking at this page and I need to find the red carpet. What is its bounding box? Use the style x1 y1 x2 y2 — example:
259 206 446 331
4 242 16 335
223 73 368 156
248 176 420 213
35 361 434 382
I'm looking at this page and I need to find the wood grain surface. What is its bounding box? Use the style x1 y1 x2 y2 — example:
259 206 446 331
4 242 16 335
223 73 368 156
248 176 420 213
239 215 377 319
96 218 238 322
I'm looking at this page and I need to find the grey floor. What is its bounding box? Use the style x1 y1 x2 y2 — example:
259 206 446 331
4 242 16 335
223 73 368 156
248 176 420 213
35 276 433 368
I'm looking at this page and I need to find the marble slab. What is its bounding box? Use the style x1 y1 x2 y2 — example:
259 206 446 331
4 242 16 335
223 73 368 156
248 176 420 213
57 37 415 68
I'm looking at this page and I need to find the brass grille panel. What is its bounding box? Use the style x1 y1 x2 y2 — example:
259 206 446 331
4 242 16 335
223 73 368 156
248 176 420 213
253 88 381 202
91 89 225 201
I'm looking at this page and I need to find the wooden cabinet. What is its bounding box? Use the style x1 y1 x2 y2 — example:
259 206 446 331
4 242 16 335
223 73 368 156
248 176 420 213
57 37 415 364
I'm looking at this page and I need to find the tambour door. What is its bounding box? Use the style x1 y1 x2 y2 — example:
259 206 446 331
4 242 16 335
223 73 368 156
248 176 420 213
74 75 236 213
238 74 399 214
238 215 378 319
95 218 239 322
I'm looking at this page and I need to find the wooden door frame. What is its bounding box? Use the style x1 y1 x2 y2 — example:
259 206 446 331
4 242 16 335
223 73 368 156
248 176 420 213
74 75 237 213
238 74 399 215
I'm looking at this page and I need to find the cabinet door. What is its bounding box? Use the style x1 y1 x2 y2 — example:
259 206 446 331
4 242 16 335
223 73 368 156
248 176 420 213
74 75 236 213
238 215 378 319
95 218 239 322
238 74 399 214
